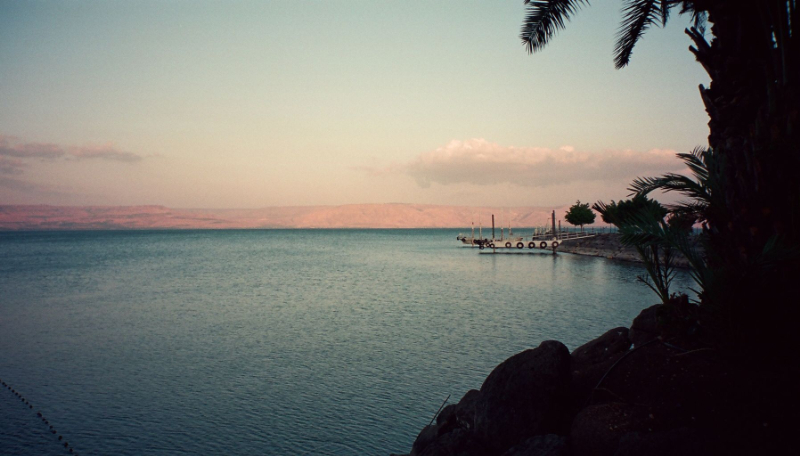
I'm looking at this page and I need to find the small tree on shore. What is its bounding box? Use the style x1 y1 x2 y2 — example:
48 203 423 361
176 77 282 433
564 200 595 231
592 194 666 227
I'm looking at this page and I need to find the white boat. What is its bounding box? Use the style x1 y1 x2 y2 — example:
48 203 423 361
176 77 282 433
456 221 487 246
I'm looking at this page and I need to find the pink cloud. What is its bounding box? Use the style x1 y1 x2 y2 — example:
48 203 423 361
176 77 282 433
0 156 26 175
68 144 143 162
0 175 40 191
0 135 143 162
386 139 686 188
0 135 144 201
0 135 64 159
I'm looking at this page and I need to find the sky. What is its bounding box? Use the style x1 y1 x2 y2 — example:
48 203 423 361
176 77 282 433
0 0 710 209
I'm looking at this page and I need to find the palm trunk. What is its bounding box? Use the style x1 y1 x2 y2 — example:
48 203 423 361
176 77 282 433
688 0 800 353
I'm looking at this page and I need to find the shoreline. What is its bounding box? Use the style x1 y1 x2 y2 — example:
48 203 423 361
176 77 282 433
555 233 693 268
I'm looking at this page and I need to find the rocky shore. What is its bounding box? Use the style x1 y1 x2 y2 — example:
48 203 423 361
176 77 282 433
393 298 795 456
555 233 693 268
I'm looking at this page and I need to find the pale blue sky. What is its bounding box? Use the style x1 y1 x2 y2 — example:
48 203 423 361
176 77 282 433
1 0 709 208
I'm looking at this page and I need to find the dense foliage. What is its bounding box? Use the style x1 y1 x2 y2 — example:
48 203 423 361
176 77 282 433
521 0 800 355
591 194 666 226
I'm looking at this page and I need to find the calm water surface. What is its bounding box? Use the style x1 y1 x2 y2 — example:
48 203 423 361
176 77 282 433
0 230 694 455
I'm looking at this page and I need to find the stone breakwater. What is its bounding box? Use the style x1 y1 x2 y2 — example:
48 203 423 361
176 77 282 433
556 233 693 268
392 300 794 456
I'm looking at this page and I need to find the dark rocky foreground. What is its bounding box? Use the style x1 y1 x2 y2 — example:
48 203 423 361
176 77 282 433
392 299 796 456
556 234 693 268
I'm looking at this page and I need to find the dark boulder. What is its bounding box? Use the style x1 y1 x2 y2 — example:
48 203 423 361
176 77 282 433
410 424 439 456
474 340 572 454
614 428 718 456
628 305 660 347
570 402 656 456
436 404 458 435
500 434 568 456
454 389 481 431
571 327 631 365
437 404 457 426
410 390 487 456
418 428 489 456
570 327 631 413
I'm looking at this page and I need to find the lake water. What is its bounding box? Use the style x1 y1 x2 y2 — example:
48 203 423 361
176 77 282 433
0 229 695 455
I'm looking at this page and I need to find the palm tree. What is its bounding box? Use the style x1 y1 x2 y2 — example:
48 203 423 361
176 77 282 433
520 1 800 353
594 196 682 304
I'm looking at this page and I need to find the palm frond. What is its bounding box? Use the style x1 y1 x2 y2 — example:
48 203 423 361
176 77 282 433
664 201 708 222
660 0 681 26
677 147 710 182
628 174 710 200
521 0 590 54
685 6 707 35
753 235 800 272
616 202 703 302
629 146 715 203
615 0 665 69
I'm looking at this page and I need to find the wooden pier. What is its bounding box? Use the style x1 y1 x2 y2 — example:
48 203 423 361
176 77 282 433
473 211 600 253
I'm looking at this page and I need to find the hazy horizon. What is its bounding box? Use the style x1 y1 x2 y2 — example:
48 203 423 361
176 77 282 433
2 202 617 230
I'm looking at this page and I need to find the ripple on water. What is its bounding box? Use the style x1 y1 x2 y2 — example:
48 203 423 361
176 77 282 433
0 230 696 455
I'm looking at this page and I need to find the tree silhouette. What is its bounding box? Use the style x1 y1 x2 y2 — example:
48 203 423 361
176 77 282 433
564 200 596 230
521 1 800 354
592 194 666 227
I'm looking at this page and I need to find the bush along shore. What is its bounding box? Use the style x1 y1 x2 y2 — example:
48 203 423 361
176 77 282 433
392 296 796 456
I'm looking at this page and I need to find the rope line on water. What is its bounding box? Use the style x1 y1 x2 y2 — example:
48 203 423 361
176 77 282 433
427 394 451 427
0 376 80 455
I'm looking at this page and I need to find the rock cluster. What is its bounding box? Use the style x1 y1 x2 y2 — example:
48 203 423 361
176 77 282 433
393 300 795 456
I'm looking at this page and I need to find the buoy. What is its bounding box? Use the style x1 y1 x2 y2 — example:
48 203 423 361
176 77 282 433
58 435 63 440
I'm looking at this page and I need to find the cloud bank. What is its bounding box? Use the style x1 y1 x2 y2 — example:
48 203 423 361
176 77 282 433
0 135 143 162
387 139 686 188
0 156 26 175
0 135 144 197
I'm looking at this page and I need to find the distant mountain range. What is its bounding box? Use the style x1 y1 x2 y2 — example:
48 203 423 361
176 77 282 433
0 204 597 230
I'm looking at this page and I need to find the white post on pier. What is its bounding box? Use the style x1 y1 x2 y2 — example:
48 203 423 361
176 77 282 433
492 214 496 253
